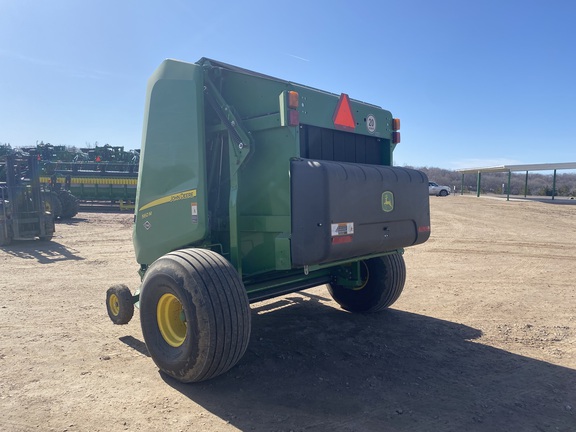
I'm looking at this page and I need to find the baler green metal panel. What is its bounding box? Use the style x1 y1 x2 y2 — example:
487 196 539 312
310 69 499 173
133 60 207 265
236 126 294 276
134 57 408 281
202 61 398 278
206 66 297 276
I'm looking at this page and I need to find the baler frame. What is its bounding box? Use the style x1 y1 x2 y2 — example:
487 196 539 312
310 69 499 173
106 58 430 383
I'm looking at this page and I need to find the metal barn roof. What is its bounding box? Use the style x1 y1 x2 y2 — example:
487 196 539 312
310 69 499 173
456 162 576 200
457 162 576 174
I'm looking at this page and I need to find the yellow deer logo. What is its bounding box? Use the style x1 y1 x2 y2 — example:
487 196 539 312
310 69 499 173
381 191 394 212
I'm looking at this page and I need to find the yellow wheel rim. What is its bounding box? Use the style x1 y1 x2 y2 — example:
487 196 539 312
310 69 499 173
108 293 120 316
157 293 187 347
352 261 370 291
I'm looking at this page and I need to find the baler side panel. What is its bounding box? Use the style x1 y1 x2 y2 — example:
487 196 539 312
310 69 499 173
133 61 208 265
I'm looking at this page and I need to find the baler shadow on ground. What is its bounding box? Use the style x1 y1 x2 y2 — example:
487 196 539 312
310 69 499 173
152 292 575 432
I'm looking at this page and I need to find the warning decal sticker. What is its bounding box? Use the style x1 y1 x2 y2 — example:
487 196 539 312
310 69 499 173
331 222 354 237
191 202 198 224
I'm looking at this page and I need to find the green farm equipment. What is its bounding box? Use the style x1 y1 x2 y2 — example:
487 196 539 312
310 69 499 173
0 154 55 246
38 147 139 209
40 162 136 209
106 58 431 382
4 144 137 212
39 174 79 220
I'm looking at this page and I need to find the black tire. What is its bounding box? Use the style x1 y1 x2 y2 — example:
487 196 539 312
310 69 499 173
42 191 62 219
439 190 449 197
0 220 12 246
106 284 135 325
57 190 79 219
0 202 12 246
39 214 55 241
139 248 251 383
328 253 406 313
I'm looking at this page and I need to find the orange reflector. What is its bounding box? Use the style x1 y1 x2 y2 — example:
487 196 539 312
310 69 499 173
392 131 400 144
392 118 401 131
333 93 356 131
288 91 299 109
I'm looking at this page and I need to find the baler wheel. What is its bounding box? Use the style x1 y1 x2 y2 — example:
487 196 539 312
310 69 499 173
328 253 406 312
139 248 251 383
106 284 135 325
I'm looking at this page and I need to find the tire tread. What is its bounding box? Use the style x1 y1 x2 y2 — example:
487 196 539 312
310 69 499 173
142 248 250 383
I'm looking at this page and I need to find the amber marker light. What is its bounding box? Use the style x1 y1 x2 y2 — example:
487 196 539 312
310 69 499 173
288 91 299 109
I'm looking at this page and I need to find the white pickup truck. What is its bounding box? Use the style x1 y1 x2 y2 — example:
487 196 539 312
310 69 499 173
429 181 451 196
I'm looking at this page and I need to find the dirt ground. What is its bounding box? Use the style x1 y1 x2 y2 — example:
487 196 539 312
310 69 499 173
1 195 575 432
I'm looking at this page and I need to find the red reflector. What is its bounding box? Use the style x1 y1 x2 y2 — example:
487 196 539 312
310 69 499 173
418 225 431 233
332 235 353 244
392 131 400 144
333 93 356 131
289 109 299 126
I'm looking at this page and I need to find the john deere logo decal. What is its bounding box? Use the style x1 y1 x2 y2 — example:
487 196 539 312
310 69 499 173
382 191 394 212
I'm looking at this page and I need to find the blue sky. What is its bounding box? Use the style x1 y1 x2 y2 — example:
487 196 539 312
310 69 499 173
1 0 575 170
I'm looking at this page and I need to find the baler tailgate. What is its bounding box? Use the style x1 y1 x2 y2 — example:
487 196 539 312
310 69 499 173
290 159 430 266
